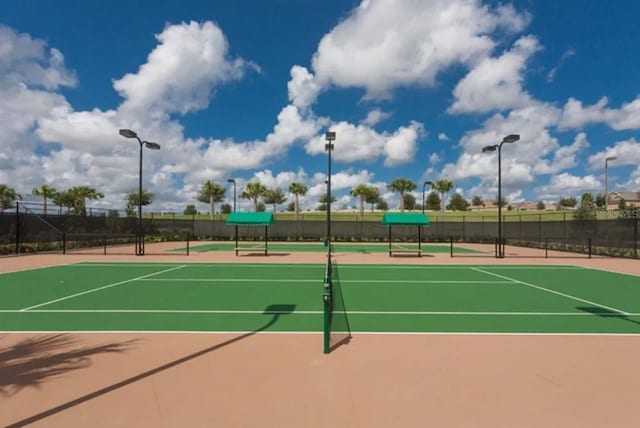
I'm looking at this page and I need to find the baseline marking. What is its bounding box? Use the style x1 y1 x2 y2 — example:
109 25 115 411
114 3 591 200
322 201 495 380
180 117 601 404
2 309 639 316
138 278 513 285
471 267 629 315
20 265 187 312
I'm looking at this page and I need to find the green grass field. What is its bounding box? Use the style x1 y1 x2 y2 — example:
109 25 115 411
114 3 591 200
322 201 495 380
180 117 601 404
2 262 640 334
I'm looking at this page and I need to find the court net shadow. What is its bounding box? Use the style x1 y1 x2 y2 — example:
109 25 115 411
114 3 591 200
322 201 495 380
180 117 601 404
6 304 295 428
0 334 136 397
330 261 352 352
576 306 640 327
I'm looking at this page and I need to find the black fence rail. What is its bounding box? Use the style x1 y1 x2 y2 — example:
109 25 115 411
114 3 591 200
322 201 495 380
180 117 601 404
1 206 638 258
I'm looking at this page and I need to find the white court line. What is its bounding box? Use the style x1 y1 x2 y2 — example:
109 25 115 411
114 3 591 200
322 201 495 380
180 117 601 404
0 330 639 337
471 267 630 315
71 263 582 270
2 309 639 316
19 265 187 312
138 278 513 284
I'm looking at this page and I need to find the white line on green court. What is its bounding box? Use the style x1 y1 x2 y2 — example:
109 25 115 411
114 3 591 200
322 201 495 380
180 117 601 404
71 263 582 269
470 267 630 315
19 265 187 312
138 278 514 284
2 309 640 316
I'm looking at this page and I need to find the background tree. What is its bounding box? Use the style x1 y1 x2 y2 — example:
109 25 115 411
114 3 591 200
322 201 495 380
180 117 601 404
364 186 381 212
53 190 76 214
434 179 455 212
184 204 197 215
471 196 483 210
495 197 508 208
558 196 577 209
595 193 606 209
536 201 546 210
618 198 627 210
581 192 594 208
387 178 417 212
425 191 441 210
0 184 21 212
71 186 104 216
31 184 57 215
403 193 417 211
288 182 308 220
286 202 295 212
220 203 232 214
197 181 226 219
241 182 267 212
318 192 337 211
263 187 287 212
125 189 154 217
256 201 266 212
376 199 389 211
447 193 469 211
351 184 374 220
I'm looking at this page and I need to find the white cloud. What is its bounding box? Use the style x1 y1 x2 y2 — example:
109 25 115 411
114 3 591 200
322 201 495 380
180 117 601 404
429 153 441 165
305 120 423 165
546 48 575 82
437 132 449 141
114 21 257 117
312 0 529 98
559 96 640 131
362 108 391 126
587 138 640 169
287 66 321 109
533 132 589 174
535 173 601 200
448 35 540 114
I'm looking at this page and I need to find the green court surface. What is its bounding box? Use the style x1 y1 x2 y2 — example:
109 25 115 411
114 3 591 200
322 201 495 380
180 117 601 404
2 262 640 335
182 242 483 254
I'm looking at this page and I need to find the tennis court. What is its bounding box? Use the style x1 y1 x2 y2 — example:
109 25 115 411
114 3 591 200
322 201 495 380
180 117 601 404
2 261 640 335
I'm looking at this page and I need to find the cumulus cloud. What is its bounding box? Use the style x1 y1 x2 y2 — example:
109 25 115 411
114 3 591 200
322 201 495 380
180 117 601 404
362 108 391 126
587 138 640 169
437 133 449 141
448 35 540 113
287 66 322 109
114 21 257 117
546 48 575 82
312 0 529 98
559 96 640 131
535 173 601 200
533 132 589 174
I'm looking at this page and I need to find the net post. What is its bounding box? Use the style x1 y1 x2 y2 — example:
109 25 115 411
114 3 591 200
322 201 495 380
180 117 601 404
450 235 453 258
322 250 332 354
187 236 190 256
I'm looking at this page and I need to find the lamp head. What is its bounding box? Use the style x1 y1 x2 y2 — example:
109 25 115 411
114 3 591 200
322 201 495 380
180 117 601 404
119 129 138 139
424 180 434 187
325 131 336 141
502 134 520 144
605 156 617 162
143 141 161 150
482 145 498 153
227 178 236 184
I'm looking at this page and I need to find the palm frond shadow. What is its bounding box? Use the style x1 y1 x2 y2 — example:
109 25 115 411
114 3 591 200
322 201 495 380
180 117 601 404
0 334 136 397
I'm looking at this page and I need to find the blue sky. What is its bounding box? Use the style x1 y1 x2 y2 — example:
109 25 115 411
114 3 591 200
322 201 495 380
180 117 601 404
1 0 639 213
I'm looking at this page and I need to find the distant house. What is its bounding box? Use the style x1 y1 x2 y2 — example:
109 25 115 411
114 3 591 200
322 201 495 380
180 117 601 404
607 191 640 208
469 200 498 211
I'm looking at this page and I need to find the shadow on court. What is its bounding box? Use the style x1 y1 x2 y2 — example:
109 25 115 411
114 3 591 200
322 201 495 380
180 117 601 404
6 304 295 428
577 306 640 327
330 262 352 352
0 334 136 398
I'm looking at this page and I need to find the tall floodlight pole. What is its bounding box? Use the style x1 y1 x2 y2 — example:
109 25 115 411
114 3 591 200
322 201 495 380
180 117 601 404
119 129 161 256
605 156 617 216
482 134 520 258
227 178 237 211
422 181 434 214
325 132 336 248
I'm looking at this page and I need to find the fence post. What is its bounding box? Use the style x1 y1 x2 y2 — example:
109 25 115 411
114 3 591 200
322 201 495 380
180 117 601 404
63 232 66 255
634 217 638 259
450 236 453 258
545 237 548 258
588 237 592 259
15 203 20 255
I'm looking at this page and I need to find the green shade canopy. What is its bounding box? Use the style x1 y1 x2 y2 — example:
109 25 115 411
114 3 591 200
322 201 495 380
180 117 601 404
226 212 275 225
381 212 430 226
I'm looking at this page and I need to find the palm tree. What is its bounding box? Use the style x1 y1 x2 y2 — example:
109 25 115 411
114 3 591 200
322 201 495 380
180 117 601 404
125 189 155 217
197 181 226 219
387 178 417 212
288 182 308 220
351 184 374 220
434 179 455 213
263 187 287 213
241 182 267 211
0 184 21 212
32 184 57 215
364 186 381 212
68 186 104 216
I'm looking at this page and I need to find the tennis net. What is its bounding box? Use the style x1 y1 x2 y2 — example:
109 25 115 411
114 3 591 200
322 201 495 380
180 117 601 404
323 247 351 353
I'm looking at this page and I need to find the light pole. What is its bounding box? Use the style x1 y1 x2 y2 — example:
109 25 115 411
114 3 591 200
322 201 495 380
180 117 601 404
422 180 434 214
119 129 161 256
482 134 520 258
605 156 617 214
227 178 236 212
325 131 336 249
